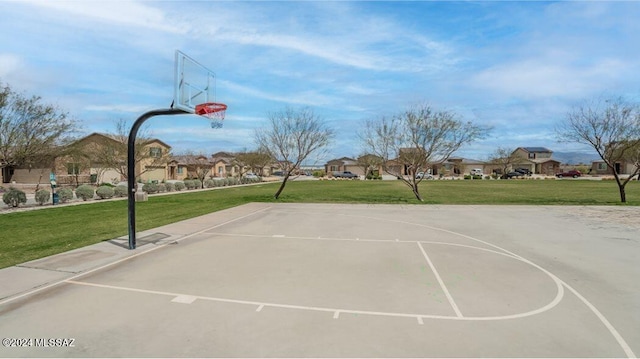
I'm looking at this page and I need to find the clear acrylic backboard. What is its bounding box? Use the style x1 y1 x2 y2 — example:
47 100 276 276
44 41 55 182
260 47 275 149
174 50 216 113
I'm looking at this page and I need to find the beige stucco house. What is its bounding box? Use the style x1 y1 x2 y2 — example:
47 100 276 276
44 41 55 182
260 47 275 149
53 133 172 186
511 147 560 176
325 157 364 177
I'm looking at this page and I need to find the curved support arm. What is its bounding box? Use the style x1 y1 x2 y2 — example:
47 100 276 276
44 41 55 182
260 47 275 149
128 108 186 249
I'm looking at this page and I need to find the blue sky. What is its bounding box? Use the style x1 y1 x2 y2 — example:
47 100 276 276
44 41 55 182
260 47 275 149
2 1 639 164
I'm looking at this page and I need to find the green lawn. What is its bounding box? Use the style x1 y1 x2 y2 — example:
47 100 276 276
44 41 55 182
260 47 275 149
1 179 638 269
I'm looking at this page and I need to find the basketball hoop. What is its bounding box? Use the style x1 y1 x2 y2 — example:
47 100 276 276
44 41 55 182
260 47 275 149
195 102 227 129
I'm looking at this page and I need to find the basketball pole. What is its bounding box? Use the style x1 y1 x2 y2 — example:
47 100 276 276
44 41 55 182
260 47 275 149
127 108 186 250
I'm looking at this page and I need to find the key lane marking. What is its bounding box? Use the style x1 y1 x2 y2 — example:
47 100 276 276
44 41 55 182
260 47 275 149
417 241 463 318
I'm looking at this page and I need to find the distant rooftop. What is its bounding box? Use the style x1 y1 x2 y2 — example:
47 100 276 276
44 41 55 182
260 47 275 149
520 147 552 153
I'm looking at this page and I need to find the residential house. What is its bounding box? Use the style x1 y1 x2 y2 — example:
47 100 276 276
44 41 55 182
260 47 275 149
440 157 487 176
167 155 212 181
54 133 172 186
2 157 56 184
211 151 238 177
590 141 640 176
141 138 173 182
325 157 363 177
511 147 560 176
591 160 637 176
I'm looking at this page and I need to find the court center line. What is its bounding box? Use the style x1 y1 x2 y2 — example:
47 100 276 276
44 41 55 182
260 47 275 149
417 241 464 318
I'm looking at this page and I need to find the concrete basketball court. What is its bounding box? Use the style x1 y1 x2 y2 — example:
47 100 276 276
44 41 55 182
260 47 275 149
0 203 638 357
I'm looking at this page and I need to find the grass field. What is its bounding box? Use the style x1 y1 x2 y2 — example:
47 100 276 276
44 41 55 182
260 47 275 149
1 179 638 269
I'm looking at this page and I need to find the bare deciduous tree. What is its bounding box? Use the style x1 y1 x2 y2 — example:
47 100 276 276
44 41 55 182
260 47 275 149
255 107 334 199
357 153 384 179
362 103 490 201
488 147 524 178
0 82 77 180
176 152 214 188
233 148 274 177
557 97 640 203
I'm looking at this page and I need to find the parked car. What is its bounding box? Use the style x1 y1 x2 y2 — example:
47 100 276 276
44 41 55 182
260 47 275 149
271 171 285 176
556 170 582 178
333 171 359 178
515 168 532 176
243 172 259 180
416 172 434 180
505 171 525 179
470 168 483 176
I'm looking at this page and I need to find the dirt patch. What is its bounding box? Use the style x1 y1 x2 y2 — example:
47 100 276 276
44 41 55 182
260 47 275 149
562 206 640 229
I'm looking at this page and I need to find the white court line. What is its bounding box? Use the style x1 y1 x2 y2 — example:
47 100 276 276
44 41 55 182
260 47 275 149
67 280 562 321
66 279 564 322
66 280 455 321
341 212 634 359
0 206 271 307
172 295 197 304
417 242 463 318
562 282 636 358
207 232 520 259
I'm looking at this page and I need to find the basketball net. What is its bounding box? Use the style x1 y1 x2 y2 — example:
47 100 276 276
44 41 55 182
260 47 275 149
195 102 227 129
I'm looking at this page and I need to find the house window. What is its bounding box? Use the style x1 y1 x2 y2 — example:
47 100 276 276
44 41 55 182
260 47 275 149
149 147 162 158
177 167 184 174
528 153 535 159
597 163 607 171
66 163 80 175
330 165 338 171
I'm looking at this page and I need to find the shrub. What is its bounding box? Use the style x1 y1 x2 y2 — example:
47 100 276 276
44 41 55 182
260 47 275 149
193 179 202 189
142 182 159 194
3 187 27 208
157 183 166 193
184 180 196 190
313 170 326 178
35 189 51 205
114 185 128 197
96 185 115 199
165 182 175 192
57 188 74 203
75 185 95 201
174 182 185 191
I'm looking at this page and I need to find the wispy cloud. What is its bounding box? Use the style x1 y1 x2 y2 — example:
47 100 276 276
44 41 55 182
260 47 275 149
2 1 639 160
16 0 187 34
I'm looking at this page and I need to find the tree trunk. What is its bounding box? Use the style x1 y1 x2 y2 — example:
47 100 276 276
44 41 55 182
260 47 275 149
411 183 424 201
611 172 627 203
274 174 289 199
618 184 627 203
